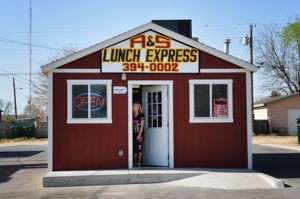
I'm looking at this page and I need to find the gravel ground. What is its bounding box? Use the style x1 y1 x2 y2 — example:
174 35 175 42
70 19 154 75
0 140 48 147
252 135 300 151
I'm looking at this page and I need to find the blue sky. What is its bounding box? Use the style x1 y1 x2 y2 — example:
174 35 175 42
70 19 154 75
1 0 299 113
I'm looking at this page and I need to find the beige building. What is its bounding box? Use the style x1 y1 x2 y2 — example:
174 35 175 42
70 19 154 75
254 93 300 135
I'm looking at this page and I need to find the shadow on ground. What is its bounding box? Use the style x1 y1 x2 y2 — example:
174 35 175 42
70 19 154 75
253 153 300 179
0 163 47 183
0 151 43 158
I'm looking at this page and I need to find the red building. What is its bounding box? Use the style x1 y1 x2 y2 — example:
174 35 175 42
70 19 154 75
42 21 257 171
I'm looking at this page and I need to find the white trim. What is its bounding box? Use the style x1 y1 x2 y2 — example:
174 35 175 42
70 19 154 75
51 68 249 74
128 80 174 169
246 71 253 169
47 72 53 172
200 69 249 73
189 79 233 123
53 69 100 73
67 80 112 124
41 22 257 73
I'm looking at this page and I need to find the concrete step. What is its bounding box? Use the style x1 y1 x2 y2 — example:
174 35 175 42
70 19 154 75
43 168 285 189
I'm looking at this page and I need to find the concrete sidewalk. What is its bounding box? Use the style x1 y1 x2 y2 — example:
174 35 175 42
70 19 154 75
43 168 285 189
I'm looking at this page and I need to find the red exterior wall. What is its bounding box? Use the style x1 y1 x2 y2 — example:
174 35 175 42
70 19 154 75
52 50 248 171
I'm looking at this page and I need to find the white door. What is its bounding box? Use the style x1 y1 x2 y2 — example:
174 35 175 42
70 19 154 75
142 85 168 166
288 109 300 135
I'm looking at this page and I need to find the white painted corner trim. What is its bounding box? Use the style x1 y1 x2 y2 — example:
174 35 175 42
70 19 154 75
47 72 53 172
246 71 253 169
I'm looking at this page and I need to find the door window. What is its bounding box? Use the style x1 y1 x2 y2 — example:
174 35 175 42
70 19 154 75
147 91 162 127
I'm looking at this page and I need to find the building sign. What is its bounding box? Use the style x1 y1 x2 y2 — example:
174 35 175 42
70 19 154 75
101 30 199 73
113 86 127 94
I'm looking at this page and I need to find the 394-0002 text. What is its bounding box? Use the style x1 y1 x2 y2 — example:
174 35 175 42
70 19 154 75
122 62 179 72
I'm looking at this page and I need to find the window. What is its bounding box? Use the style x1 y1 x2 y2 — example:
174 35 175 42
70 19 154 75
67 80 112 123
146 91 163 128
189 80 233 123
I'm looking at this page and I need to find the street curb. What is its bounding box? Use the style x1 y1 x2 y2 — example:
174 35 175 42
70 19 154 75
258 173 285 188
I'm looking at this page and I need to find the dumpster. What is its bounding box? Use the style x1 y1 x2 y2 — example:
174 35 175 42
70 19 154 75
23 126 35 138
296 118 300 144
10 126 21 139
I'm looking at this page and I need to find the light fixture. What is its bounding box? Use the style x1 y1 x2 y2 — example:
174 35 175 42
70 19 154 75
122 73 126 80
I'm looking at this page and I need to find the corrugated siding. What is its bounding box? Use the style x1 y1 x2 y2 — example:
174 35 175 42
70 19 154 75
172 72 247 168
53 72 129 170
200 52 242 69
59 52 100 69
52 50 248 170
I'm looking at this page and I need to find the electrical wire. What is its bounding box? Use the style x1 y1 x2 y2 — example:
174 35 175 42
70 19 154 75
0 68 30 82
0 73 38 75
0 83 12 90
0 74 30 85
0 37 74 52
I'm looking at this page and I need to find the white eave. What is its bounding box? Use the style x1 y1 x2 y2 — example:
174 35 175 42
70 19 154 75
254 103 265 108
41 22 258 73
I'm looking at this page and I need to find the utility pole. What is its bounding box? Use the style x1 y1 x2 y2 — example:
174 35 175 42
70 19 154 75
13 78 17 119
250 24 254 64
249 24 255 132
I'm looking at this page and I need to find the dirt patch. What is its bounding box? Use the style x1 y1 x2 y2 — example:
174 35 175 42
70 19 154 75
0 140 48 146
252 136 298 146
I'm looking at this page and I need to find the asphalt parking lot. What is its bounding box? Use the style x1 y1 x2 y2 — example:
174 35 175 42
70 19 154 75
252 144 300 189
0 143 300 199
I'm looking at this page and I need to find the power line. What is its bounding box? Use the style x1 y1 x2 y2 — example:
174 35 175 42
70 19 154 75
0 37 77 52
194 23 250 28
0 73 38 75
0 73 30 85
0 29 126 34
0 68 30 82
0 83 12 90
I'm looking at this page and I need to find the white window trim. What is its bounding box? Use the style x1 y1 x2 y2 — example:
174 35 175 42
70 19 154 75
67 80 112 124
189 79 233 123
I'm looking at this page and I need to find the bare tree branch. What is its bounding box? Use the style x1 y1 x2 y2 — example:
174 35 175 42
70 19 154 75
24 44 85 120
254 23 300 95
0 99 13 115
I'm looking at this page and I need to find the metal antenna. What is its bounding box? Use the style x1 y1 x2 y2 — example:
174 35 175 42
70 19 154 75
29 0 32 115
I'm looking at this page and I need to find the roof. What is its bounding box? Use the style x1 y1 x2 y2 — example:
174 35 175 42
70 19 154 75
41 22 257 73
254 93 300 107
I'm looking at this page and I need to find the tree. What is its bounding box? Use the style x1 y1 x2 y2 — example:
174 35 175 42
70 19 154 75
32 70 48 108
0 99 13 115
40 44 84 65
23 98 47 121
254 95 269 103
27 44 85 120
254 22 300 95
270 91 281 98
281 15 300 93
281 15 300 57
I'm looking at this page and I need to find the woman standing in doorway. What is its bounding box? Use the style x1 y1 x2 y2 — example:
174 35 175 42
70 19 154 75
132 102 145 167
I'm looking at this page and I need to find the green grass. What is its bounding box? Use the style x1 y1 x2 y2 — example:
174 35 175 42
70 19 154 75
252 133 279 136
0 137 48 143
252 132 298 137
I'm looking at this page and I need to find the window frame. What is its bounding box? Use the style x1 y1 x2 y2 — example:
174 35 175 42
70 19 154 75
189 79 233 123
67 79 112 124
